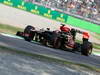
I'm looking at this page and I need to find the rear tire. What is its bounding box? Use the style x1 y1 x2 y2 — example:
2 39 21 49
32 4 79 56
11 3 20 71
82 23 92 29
24 25 35 42
24 25 35 34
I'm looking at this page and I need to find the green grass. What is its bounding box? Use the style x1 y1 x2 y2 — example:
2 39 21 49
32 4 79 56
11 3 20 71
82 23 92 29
93 43 100 50
0 45 100 72
0 23 22 34
94 35 100 40
90 33 100 41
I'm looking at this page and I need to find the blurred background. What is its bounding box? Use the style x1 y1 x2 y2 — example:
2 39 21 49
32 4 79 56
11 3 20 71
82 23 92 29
24 0 100 23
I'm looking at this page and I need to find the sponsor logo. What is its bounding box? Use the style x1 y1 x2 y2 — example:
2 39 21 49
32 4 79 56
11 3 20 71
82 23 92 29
31 10 40 14
56 14 65 22
17 1 26 10
3 0 13 6
31 6 39 14
44 10 52 18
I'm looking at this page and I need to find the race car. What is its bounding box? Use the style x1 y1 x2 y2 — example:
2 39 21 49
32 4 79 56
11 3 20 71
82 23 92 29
16 25 93 56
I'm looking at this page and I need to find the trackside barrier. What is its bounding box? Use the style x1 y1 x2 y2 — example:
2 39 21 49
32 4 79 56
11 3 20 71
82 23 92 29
0 0 100 34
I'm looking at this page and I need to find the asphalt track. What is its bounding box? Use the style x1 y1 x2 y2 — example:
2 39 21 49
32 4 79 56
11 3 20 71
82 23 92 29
0 34 99 75
0 33 100 70
1 47 99 75
0 49 85 75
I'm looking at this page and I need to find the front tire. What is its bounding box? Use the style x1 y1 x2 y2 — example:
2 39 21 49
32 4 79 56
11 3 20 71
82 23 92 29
81 42 93 56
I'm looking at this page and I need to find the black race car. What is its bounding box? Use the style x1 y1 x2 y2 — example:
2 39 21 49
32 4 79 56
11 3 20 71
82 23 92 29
16 25 93 56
